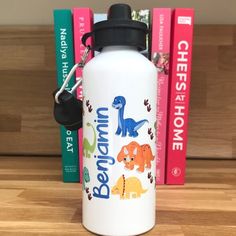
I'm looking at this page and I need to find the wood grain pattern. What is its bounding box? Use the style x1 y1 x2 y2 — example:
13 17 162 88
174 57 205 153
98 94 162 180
0 25 235 158
188 25 236 158
0 157 235 235
0 27 59 155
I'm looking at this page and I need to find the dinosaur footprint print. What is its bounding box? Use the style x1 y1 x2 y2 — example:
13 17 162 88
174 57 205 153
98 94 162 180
144 98 152 112
86 100 90 107
147 172 154 184
148 128 154 140
88 193 92 200
88 105 93 112
148 128 152 134
86 100 93 113
144 99 149 106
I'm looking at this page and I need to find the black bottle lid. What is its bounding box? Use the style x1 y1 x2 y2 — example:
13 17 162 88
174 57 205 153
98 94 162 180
83 4 148 51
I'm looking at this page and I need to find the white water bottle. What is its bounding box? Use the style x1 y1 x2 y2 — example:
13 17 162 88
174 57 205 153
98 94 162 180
82 4 157 235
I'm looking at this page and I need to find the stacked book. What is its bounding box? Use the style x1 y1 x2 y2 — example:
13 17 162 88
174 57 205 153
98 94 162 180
53 7 194 184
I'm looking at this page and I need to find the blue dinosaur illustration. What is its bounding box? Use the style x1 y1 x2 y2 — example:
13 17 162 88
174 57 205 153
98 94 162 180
112 96 148 137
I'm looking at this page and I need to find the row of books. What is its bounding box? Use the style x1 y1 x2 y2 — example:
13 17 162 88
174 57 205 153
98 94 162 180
53 7 194 185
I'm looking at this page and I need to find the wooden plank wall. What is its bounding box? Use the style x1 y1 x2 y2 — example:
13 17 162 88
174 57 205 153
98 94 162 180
189 26 236 158
0 25 235 158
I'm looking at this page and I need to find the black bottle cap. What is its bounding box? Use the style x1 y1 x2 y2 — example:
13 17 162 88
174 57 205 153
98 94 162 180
53 89 83 131
91 4 148 51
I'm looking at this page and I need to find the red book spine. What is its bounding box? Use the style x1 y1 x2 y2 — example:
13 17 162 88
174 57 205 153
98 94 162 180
73 8 94 183
151 8 172 184
166 9 194 184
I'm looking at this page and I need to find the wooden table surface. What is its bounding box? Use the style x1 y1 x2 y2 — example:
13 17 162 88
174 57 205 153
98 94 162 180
0 157 235 236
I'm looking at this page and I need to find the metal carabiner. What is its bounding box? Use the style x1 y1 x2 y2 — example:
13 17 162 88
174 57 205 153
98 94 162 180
54 46 91 104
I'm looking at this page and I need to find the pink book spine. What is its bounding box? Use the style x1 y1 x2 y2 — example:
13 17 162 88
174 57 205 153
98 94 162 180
151 8 172 184
73 8 94 183
166 9 194 184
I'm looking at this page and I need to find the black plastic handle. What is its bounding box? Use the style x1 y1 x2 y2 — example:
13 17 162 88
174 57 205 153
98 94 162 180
82 31 94 49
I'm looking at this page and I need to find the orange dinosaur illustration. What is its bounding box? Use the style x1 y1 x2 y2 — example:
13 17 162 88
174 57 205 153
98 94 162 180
111 175 147 199
117 141 154 172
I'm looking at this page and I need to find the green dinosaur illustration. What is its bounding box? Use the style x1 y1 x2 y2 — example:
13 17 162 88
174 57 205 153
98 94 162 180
154 120 157 132
83 122 96 158
83 167 90 190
